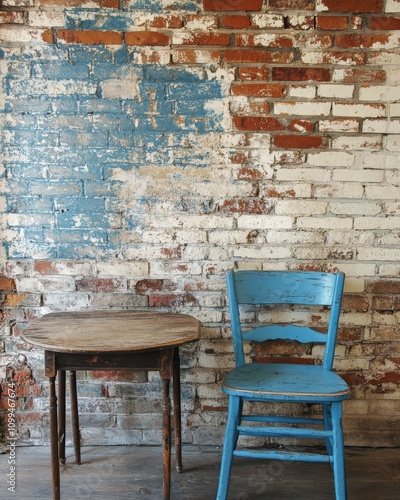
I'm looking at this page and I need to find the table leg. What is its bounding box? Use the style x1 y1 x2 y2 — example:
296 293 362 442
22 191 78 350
172 348 183 472
49 376 60 500
57 370 66 465
69 371 81 465
162 378 171 500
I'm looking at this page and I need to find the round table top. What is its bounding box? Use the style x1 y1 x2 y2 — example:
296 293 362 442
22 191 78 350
21 310 200 354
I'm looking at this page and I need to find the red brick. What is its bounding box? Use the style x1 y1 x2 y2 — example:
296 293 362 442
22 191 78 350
372 296 395 311
56 29 123 45
125 31 170 46
224 49 293 64
316 16 348 30
233 116 285 131
318 0 383 13
135 279 177 294
370 16 400 30
231 83 286 97
42 29 54 43
338 326 364 342
269 0 314 9
149 293 197 308
272 67 331 82
177 33 230 46
273 135 324 149
34 261 58 274
203 0 263 11
367 280 400 294
342 295 369 312
221 15 251 29
147 15 183 29
238 66 269 80
75 278 125 292
237 167 264 180
336 33 390 49
288 119 314 132
219 199 273 214
0 277 16 291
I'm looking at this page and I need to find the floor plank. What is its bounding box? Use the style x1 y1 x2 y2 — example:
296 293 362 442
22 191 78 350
1 445 399 499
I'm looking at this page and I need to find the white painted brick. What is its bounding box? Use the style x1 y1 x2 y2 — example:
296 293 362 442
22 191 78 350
354 216 400 230
146 215 233 230
359 86 400 102
233 245 292 260
17 277 76 293
318 84 354 99
386 0 400 12
385 170 400 185
334 358 369 371
357 153 386 169
297 217 353 230
332 103 386 118
389 103 400 116
251 14 285 28
332 169 384 183
379 264 400 277
307 151 354 167
337 263 376 278
357 247 400 261
319 119 359 133
208 230 253 244
274 101 331 116
275 200 327 216
293 247 331 260
288 85 316 98
331 136 383 150
28 12 65 27
96 262 149 276
326 231 375 246
387 135 400 151
330 202 382 216
276 168 331 182
268 230 325 245
368 51 400 66
260 182 311 198
0 26 48 43
365 185 400 199
237 215 293 230
363 119 400 133
316 180 365 197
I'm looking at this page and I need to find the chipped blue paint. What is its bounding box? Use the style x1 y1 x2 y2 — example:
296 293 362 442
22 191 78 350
2 23 226 259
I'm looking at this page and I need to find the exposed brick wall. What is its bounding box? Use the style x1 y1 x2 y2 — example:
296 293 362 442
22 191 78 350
1 0 399 448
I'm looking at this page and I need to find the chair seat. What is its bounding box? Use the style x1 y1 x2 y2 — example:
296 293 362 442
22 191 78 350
222 363 349 402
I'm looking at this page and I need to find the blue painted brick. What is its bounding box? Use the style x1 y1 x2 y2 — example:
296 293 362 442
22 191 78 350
32 61 90 79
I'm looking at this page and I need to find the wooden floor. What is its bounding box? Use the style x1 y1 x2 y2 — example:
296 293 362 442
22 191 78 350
1 445 399 499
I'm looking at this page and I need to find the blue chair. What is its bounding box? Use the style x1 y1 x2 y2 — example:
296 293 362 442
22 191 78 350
217 270 349 500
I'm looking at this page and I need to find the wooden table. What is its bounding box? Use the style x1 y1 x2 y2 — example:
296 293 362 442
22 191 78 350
21 310 200 500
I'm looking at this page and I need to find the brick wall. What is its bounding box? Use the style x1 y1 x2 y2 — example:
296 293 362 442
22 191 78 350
1 0 399 448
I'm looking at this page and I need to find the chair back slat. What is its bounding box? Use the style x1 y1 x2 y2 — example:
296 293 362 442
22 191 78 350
226 270 345 369
242 325 327 344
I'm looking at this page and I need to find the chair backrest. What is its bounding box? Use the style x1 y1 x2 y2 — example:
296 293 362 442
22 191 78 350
226 270 345 370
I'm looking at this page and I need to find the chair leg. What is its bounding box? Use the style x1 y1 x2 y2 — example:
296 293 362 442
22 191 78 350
331 401 347 500
323 403 334 467
217 395 241 500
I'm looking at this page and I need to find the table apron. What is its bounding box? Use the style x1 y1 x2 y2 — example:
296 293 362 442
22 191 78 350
44 349 175 377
